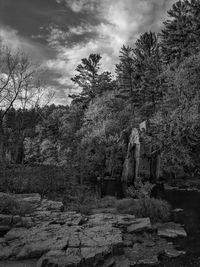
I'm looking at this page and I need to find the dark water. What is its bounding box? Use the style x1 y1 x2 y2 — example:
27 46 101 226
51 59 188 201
161 189 200 266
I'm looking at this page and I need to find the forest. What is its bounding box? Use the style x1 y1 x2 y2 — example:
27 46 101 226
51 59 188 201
1 0 200 210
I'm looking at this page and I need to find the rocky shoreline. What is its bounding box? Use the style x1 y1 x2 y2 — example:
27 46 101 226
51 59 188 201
0 193 187 266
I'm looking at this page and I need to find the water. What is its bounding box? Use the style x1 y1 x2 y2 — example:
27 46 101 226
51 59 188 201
161 188 200 266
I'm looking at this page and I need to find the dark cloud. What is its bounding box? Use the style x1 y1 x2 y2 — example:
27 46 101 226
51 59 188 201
0 0 176 105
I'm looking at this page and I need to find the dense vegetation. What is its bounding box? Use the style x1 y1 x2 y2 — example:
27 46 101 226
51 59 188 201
1 0 200 199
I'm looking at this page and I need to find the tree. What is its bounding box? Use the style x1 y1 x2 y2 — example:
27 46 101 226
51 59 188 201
116 46 135 119
0 46 50 167
160 0 200 65
116 33 162 123
70 54 102 105
133 32 162 118
150 53 200 178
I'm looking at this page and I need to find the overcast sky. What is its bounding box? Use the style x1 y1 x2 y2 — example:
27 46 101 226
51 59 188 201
0 0 175 105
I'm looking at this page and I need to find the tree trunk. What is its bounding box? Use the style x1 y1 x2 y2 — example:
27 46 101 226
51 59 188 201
121 128 140 192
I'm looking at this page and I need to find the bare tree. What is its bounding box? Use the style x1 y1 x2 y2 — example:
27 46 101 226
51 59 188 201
0 45 53 166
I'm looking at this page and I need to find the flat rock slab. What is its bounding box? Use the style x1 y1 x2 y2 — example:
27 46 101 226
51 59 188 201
157 222 187 238
127 218 151 233
88 213 136 227
0 214 123 266
124 235 185 266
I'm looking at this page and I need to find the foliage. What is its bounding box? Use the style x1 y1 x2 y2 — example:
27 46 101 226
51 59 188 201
2 0 200 196
160 0 200 64
0 193 33 215
0 165 68 197
116 197 171 223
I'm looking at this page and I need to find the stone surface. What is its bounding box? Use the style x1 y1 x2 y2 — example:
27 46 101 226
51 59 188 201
0 215 12 225
0 192 187 267
127 218 151 233
0 226 11 237
39 199 64 212
157 222 187 238
124 234 185 266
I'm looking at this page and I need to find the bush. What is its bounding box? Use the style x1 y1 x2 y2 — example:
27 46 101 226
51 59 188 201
0 193 34 215
116 197 171 223
0 164 67 198
97 196 117 208
63 184 99 215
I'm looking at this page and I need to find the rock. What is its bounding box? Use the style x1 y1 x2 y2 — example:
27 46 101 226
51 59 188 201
39 199 64 212
0 214 123 262
13 215 21 224
157 222 187 238
127 218 151 233
0 226 11 237
15 193 42 209
172 208 185 223
114 255 130 267
37 250 82 267
88 213 136 228
124 233 185 266
125 245 160 267
91 208 117 214
131 256 160 266
0 192 188 267
164 247 186 258
0 215 12 225
21 217 34 228
38 247 115 267
37 228 121 267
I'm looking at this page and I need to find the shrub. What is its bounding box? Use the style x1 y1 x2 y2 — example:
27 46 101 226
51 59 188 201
116 197 171 223
0 193 34 215
0 164 67 198
97 196 117 208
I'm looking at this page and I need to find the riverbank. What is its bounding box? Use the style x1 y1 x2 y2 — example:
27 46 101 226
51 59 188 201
0 192 187 267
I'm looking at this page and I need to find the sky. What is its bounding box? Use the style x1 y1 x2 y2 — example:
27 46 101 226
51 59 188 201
0 0 176 105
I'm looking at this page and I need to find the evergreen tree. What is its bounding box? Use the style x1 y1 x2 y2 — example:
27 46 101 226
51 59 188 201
160 0 200 64
133 32 162 118
70 54 102 105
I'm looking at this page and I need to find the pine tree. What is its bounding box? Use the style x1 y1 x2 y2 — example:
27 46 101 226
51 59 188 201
116 33 162 121
70 54 102 105
160 0 200 65
133 32 162 118
115 46 136 124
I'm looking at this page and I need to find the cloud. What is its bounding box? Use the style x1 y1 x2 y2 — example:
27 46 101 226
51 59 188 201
1 1 177 105
61 0 98 13
0 25 47 62
48 0 176 101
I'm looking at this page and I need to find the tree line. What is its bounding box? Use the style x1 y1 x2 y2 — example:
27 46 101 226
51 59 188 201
1 0 200 188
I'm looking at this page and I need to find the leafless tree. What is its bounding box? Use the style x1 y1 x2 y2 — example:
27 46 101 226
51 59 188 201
0 45 54 166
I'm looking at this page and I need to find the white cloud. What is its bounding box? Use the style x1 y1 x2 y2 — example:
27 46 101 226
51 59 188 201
48 0 176 101
62 0 98 13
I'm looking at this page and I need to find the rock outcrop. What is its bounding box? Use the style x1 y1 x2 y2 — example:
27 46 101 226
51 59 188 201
0 192 187 266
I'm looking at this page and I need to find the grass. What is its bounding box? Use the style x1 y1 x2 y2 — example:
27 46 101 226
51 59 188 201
116 197 171 223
